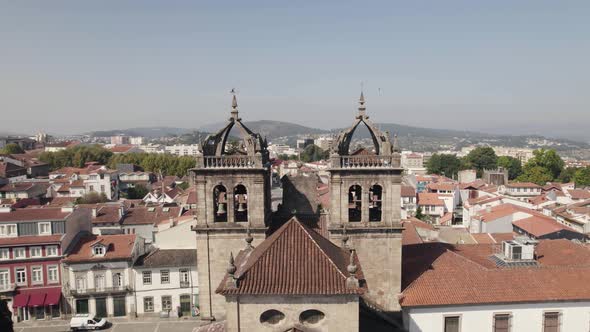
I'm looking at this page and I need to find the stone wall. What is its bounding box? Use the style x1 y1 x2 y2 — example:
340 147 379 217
225 294 359 332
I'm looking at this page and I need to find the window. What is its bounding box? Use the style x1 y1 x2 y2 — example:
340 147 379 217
46 246 58 257
38 222 51 235
260 309 285 325
15 267 26 285
31 266 43 284
92 245 105 256
493 313 511 332
100 185 105 193
444 315 461 332
299 309 325 325
160 270 170 284
180 269 189 287
161 296 172 311
47 266 59 283
143 271 152 285
0 224 17 237
0 248 9 260
89 185 95 192
0 269 9 289
113 273 123 288
543 312 560 332
143 297 154 312
13 248 25 259
30 246 42 258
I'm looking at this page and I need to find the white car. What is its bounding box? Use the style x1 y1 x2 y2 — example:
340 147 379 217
70 313 108 331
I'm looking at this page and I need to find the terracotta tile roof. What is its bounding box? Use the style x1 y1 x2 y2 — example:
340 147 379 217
404 217 436 231
417 193 444 206
402 223 423 246
217 217 365 295
466 195 502 206
506 182 541 188
0 208 70 222
470 233 499 244
459 179 487 190
63 234 136 263
47 197 78 207
402 240 590 307
186 190 197 205
56 184 71 192
488 233 516 243
0 234 62 247
93 206 123 224
135 249 196 268
401 185 416 197
536 239 590 266
513 215 580 238
0 182 49 193
529 194 550 206
567 189 590 200
439 212 453 226
108 145 136 153
122 206 182 225
475 203 539 223
427 182 456 192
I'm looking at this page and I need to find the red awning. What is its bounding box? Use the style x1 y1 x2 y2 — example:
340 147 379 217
28 292 46 307
12 293 29 308
44 288 62 306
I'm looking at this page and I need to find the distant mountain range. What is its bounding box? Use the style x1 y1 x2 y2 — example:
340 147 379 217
84 120 589 153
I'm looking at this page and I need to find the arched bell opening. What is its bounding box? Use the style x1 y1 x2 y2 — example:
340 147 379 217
234 184 248 222
213 185 228 222
369 184 383 222
348 185 362 222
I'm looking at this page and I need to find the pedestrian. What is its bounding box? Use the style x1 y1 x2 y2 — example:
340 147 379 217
0 299 14 332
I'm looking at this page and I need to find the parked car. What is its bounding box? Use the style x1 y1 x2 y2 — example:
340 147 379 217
70 314 107 331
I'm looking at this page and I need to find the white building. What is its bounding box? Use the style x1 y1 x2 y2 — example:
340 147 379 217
133 249 198 317
62 234 146 318
164 144 201 156
402 238 590 332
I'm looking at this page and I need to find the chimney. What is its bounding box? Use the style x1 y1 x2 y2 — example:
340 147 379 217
92 208 97 218
485 205 492 213
119 207 125 218
0 206 13 213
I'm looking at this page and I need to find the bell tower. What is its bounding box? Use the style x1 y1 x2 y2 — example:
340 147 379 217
328 92 404 312
191 92 271 320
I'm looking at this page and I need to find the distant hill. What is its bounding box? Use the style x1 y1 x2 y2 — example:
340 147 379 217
87 127 195 138
199 120 329 138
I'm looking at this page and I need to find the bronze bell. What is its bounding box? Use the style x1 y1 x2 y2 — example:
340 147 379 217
237 202 246 212
217 202 227 215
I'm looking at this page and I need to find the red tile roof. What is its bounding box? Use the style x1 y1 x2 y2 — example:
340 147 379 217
0 234 62 247
568 189 590 200
217 217 365 295
402 223 424 246
417 193 444 206
427 182 456 192
0 208 70 222
506 182 541 188
402 240 590 307
513 215 580 238
63 234 137 263
122 206 182 225
401 185 416 197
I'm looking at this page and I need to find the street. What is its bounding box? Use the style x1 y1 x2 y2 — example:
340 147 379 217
14 320 204 332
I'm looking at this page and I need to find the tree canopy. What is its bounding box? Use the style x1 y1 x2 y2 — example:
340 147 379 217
75 192 108 204
464 147 498 176
497 156 523 180
517 149 564 184
1 143 25 154
300 144 329 163
39 145 113 169
573 167 590 187
426 154 463 178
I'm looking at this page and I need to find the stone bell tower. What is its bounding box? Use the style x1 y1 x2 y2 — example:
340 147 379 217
191 93 271 320
328 92 404 312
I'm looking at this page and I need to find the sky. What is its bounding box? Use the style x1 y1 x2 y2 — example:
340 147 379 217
1 1 589 141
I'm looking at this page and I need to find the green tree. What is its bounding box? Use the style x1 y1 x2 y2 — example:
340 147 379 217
573 167 590 187
557 167 578 183
426 154 462 178
75 192 109 204
300 145 329 162
497 156 523 180
126 184 149 199
524 149 564 180
414 206 425 220
516 166 553 185
1 143 25 154
464 147 498 177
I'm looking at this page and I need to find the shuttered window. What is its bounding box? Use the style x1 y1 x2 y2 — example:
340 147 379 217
444 316 460 332
493 314 510 332
543 312 560 332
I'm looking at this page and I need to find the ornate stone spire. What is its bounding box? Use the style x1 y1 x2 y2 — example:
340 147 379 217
341 225 350 248
231 89 239 120
393 133 400 152
225 252 238 288
358 91 366 116
346 250 359 289
245 225 254 250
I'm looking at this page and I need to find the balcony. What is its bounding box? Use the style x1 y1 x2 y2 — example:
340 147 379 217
180 281 190 288
70 286 131 296
0 283 17 293
199 155 261 169
337 156 399 169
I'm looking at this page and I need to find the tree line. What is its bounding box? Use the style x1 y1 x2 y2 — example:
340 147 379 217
39 145 196 177
426 147 590 187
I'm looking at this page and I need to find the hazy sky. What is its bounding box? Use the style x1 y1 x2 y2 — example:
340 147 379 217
1 1 589 140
